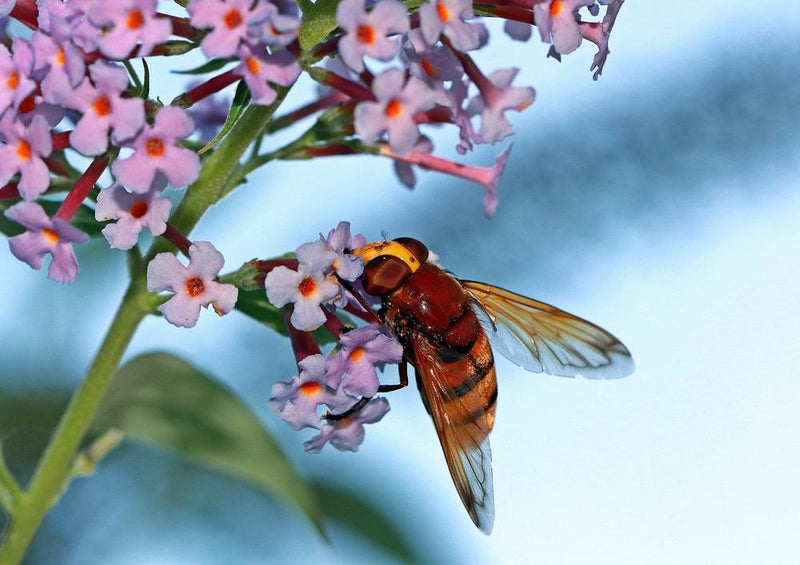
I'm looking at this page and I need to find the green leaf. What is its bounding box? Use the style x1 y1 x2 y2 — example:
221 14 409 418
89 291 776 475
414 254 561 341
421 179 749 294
299 0 340 52
91 352 325 534
313 480 416 563
199 80 251 156
0 199 102 238
173 57 236 75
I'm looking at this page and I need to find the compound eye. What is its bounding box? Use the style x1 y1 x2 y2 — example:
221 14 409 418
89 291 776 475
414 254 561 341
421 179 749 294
393 237 429 265
362 255 412 296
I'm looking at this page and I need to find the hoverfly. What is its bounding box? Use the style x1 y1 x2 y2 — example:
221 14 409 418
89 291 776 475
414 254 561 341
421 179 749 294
343 237 634 534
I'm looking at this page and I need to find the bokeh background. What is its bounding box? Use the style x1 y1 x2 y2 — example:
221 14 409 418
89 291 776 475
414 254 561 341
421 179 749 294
2 1 800 563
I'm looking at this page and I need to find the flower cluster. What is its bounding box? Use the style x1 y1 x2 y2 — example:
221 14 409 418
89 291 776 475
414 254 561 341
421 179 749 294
264 221 403 452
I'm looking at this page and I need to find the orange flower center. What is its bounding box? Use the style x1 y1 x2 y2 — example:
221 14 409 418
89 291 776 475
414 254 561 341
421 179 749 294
549 0 562 16
42 228 59 244
356 24 375 45
224 9 243 29
18 95 35 114
436 1 451 22
129 200 148 219
16 139 31 160
127 9 145 29
297 277 317 297
145 137 165 157
385 98 402 118
55 47 65 66
348 347 365 362
185 277 206 297
93 95 112 116
299 382 321 396
421 58 435 78
6 71 19 90
246 56 260 75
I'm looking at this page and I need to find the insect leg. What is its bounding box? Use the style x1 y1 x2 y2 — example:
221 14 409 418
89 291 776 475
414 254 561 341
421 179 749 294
337 277 383 325
378 358 409 392
324 397 371 421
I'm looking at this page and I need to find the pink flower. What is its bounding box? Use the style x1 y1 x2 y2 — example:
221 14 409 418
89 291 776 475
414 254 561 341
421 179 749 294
147 241 239 328
59 61 145 155
269 354 353 430
88 0 172 59
534 0 593 55
0 38 36 116
188 0 273 58
325 326 403 397
354 68 436 155
112 105 199 193
0 114 53 201
466 68 535 145
264 264 340 331
418 0 482 51
95 178 171 250
234 44 300 106
336 0 409 73
5 201 89 283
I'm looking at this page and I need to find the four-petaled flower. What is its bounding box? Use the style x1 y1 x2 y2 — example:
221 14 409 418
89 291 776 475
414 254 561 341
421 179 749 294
147 241 239 328
188 0 273 58
112 105 200 193
95 178 171 250
325 326 404 398
264 262 340 331
419 0 482 51
88 0 172 59
534 0 594 55
234 44 301 106
5 201 89 283
0 114 53 201
323 220 365 282
303 397 390 453
0 38 36 116
60 61 145 156
269 354 353 430
467 68 535 145
354 68 436 155
336 0 409 73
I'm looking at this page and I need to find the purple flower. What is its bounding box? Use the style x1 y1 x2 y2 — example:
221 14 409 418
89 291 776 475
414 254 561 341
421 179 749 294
303 397 390 453
336 0 409 73
186 83 229 142
467 68 535 144
0 38 36 116
418 0 482 52
264 264 340 331
0 114 52 201
247 7 300 48
31 32 86 105
402 29 463 106
534 0 593 55
112 105 199 193
147 241 239 328
325 326 403 397
354 68 436 155
234 44 300 106
88 0 171 59
38 0 101 50
5 201 89 283
447 79 479 154
323 221 365 282
60 61 145 155
0 1 14 18
269 354 352 430
95 178 171 250
188 0 273 58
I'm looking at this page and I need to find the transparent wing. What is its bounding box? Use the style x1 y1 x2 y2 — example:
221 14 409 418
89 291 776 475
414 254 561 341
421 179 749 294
462 281 634 379
411 336 495 534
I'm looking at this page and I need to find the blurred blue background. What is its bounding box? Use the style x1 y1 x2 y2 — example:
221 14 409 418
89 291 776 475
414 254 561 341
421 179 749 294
2 1 800 563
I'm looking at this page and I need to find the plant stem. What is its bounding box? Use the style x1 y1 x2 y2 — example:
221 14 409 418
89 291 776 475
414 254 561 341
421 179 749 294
0 277 151 565
0 83 295 565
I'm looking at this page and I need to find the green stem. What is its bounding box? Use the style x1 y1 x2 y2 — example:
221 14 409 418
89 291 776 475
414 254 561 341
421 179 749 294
0 277 151 565
0 444 20 514
0 85 294 565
